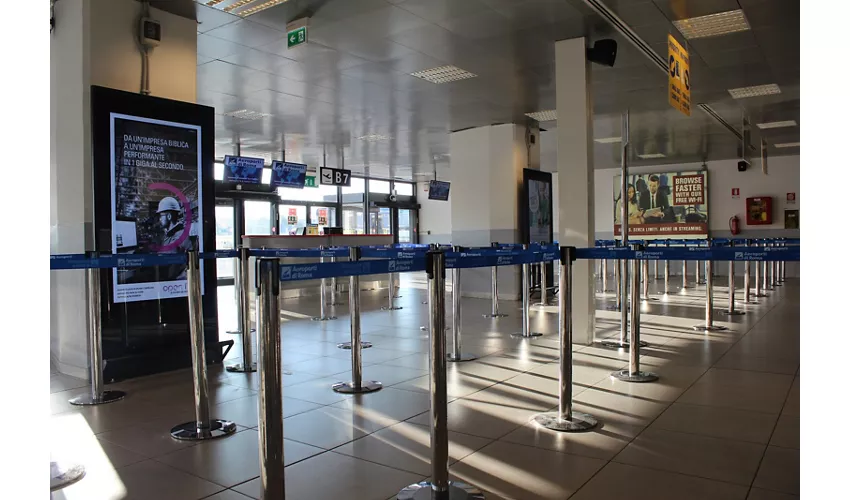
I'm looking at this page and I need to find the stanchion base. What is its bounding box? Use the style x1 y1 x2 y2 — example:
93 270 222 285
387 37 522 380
482 313 509 318
329 301 344 306
642 297 659 302
447 352 478 362
170 419 237 441
691 324 729 332
226 328 256 335
398 481 485 500
420 300 428 304
746 300 759 305
754 292 768 298
50 460 86 491
511 332 544 339
612 370 659 383
381 306 404 311
69 390 126 406
599 339 649 349
332 380 383 394
722 310 746 316
226 363 257 373
312 316 338 321
531 411 598 432
533 302 552 308
337 341 373 349
605 304 621 311
420 326 450 331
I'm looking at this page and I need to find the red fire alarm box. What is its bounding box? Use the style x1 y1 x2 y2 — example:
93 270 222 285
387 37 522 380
746 197 773 225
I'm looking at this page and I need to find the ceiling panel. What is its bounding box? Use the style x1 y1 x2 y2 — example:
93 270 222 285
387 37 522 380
204 19 289 48
394 0 492 23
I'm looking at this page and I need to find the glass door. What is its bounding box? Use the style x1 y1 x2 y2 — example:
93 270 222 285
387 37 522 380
369 207 392 235
397 209 416 243
215 203 235 282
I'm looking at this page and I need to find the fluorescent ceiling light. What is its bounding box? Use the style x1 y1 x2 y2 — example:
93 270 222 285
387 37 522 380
222 109 272 120
728 84 781 99
756 120 797 129
774 142 800 148
200 0 290 18
673 9 750 39
525 110 557 122
594 136 622 144
358 134 390 142
411 65 477 84
638 153 667 159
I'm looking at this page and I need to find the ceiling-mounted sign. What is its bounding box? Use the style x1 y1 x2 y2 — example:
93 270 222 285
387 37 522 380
286 18 309 49
305 175 317 188
320 166 351 187
667 34 691 116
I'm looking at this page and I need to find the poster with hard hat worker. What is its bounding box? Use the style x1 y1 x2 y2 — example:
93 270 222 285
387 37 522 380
110 113 204 303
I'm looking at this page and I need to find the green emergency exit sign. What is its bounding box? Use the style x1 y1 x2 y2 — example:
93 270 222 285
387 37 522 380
305 175 317 187
287 26 307 49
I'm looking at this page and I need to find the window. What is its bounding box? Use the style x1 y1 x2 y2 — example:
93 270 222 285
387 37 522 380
342 177 365 195
277 183 338 203
368 179 391 194
279 204 307 235
343 204 364 234
394 182 413 196
311 206 337 232
244 200 271 235
214 162 224 180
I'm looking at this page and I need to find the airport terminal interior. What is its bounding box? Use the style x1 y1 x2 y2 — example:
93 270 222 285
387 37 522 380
47 0 802 499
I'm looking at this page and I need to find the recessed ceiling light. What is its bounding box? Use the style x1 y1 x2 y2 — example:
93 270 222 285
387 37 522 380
638 153 667 159
205 0 290 17
728 84 781 99
358 134 390 142
594 136 622 144
411 65 477 84
525 110 557 122
222 109 272 120
673 9 750 39
756 120 797 129
774 142 800 148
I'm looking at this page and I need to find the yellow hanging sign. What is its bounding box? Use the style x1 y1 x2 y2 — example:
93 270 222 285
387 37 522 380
668 34 691 116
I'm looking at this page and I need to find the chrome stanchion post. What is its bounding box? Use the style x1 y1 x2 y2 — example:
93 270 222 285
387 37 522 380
381 268 403 311
171 249 236 440
256 257 285 500
602 258 609 292
755 248 763 298
772 242 782 287
328 251 343 306
512 244 544 339
312 246 337 321
483 242 508 318
449 246 478 360
781 241 787 282
762 241 771 292
608 255 623 311
682 256 688 289
654 259 659 280
693 249 728 332
744 239 755 304
227 247 257 372
642 260 649 299
338 247 372 349
613 244 658 383
334 247 383 393
69 253 126 406
664 240 670 294
724 241 745 316
398 251 485 500
534 259 550 307
532 247 598 431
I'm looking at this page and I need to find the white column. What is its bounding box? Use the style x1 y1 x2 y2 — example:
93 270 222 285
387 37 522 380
50 0 197 377
556 38 595 345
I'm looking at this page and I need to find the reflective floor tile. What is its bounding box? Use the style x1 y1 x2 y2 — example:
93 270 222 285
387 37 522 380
782 376 799 416
212 394 321 428
753 446 800 495
614 427 766 486
713 351 799 375
281 375 357 405
330 387 431 423
331 363 428 387
51 373 89 394
286 355 372 377
746 487 800 499
569 462 749 500
334 421 492 475
156 429 323 487
769 415 799 449
591 362 708 403
678 368 795 414
282 406 391 449
232 450 423 500
651 402 779 444
390 371 496 400
96 416 202 459
379 352 430 370
449 440 606 500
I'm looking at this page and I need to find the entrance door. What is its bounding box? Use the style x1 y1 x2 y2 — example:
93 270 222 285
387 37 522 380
369 206 392 235
215 203 235 285
396 208 416 243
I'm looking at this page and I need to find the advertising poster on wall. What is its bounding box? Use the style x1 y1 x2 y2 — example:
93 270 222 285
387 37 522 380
523 169 553 244
613 170 708 239
111 113 204 303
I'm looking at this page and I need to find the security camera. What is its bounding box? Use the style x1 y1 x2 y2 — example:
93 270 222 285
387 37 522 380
737 160 749 172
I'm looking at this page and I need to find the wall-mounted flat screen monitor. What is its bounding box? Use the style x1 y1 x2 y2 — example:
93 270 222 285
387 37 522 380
222 155 264 184
270 160 307 188
428 180 451 201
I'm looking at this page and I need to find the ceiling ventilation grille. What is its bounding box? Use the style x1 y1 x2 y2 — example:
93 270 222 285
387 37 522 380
199 0 289 18
410 65 477 84
222 109 272 121
672 10 750 40
525 110 557 122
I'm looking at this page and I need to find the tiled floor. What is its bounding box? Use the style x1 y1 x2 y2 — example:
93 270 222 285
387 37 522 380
50 272 799 499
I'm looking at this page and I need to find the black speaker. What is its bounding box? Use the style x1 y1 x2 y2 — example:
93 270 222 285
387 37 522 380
738 160 749 172
587 39 617 67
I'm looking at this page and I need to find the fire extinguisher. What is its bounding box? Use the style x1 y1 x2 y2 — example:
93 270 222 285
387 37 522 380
729 215 740 235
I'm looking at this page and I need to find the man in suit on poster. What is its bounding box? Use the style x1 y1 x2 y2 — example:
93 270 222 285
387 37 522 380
638 175 671 223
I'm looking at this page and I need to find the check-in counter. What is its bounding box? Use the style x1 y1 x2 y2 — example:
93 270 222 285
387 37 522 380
242 234 394 298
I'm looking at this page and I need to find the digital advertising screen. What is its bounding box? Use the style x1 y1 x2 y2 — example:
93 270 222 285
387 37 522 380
222 155 264 184
428 180 451 201
522 169 553 245
613 170 708 239
270 160 307 188
110 113 204 303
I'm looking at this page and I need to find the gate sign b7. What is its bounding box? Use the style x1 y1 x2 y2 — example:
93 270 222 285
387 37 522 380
320 167 351 187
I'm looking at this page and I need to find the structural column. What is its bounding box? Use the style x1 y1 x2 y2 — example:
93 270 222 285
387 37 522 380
555 37 595 345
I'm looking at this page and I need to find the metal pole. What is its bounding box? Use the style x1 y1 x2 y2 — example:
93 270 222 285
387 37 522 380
398 252 485 500
744 239 754 304
381 269 403 310
773 242 782 287
755 249 763 297
312 246 337 321
613 245 657 382
171 249 236 440
664 240 670 294
256 258 285 500
334 247 382 393
449 246 478 360
227 247 257 372
328 252 343 306
513 244 543 339
682 257 688 289
693 252 728 332
535 261 550 306
762 242 770 292
483 244 507 318
602 258 609 292
724 241 745 315
70 256 126 405
781 241 787 282
532 247 598 432
654 259 659 280
642 260 649 299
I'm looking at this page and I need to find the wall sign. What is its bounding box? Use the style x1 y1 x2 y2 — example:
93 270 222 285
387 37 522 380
785 209 799 229
786 192 796 204
320 166 351 186
287 208 297 225
317 208 328 225
732 188 740 199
